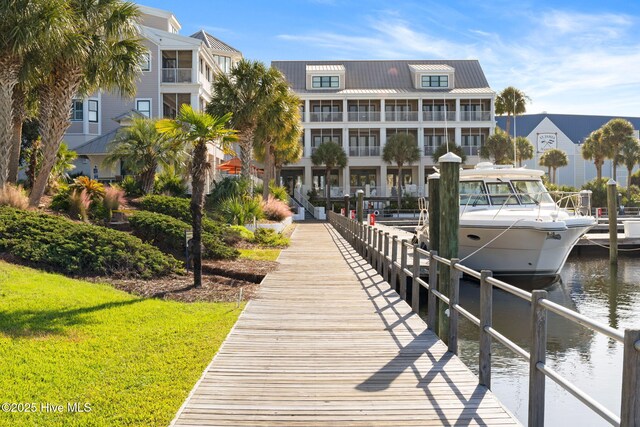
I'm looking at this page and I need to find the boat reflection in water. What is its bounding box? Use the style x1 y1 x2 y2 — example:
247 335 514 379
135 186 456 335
421 253 640 426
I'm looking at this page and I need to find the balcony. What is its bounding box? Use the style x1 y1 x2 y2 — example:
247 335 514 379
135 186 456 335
423 145 438 156
423 111 456 122
347 111 380 122
460 111 491 121
385 111 419 122
349 146 380 157
462 146 481 156
162 68 192 83
309 112 343 122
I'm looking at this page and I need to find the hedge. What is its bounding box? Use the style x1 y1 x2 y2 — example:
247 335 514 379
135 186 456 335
0 207 181 278
128 211 238 260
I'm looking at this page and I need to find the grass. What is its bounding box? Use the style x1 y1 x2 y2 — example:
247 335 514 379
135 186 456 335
238 248 281 261
0 261 241 427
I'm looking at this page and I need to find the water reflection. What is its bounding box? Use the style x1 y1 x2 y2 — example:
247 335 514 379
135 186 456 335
421 253 640 427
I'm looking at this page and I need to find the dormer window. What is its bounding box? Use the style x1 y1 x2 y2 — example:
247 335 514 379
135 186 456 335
312 76 339 88
421 75 448 88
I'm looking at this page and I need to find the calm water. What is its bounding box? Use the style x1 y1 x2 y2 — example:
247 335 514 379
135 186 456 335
442 253 640 426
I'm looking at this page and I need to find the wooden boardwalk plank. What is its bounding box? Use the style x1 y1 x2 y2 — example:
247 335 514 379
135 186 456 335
171 223 520 426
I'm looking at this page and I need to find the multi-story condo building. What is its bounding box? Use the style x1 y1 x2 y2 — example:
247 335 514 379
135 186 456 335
272 60 495 198
66 5 242 190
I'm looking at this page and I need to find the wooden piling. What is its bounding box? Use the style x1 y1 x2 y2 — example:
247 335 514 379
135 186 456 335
400 240 408 301
391 235 398 291
529 290 548 427
437 153 461 343
427 173 441 253
412 245 420 313
427 250 438 332
448 258 461 354
356 190 364 223
620 329 640 427
344 194 350 216
607 179 618 264
479 270 493 388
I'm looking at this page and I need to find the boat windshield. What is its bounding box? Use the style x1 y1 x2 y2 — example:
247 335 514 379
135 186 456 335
459 181 489 206
512 180 554 204
486 182 519 206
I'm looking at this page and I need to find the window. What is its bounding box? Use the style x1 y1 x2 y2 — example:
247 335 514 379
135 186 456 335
88 100 98 123
141 53 151 71
486 182 519 205
421 75 449 88
459 181 488 206
312 76 339 88
162 93 191 118
136 99 152 118
213 55 232 73
512 180 554 204
70 99 83 121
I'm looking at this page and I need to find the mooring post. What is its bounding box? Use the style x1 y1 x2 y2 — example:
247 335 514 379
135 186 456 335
427 173 441 254
391 236 398 291
620 329 640 427
377 230 384 274
607 179 618 264
371 227 377 266
412 245 421 313
383 232 390 281
448 258 460 354
356 189 364 224
529 290 548 427
438 153 461 344
479 270 493 388
427 250 438 332
344 194 350 216
400 240 408 301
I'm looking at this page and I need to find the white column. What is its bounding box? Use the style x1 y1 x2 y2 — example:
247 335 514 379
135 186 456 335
418 98 423 123
343 166 350 196
342 127 349 155
490 96 495 124
192 50 199 84
380 127 387 151
380 99 386 122
417 128 425 157
82 98 89 135
343 98 348 122
304 164 312 191
304 99 310 123
380 163 387 197
418 160 425 196
304 128 311 157
455 127 462 146
455 98 461 122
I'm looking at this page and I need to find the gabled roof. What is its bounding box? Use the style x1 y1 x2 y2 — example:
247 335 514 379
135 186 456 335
496 113 640 144
112 110 145 123
74 129 119 155
190 30 241 54
271 60 491 93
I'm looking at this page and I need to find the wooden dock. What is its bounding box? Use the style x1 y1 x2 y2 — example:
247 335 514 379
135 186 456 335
171 223 520 426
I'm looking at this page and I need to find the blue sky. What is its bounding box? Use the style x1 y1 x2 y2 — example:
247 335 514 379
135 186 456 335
140 0 640 117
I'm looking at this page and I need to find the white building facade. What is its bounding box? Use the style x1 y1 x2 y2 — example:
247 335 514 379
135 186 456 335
272 60 496 199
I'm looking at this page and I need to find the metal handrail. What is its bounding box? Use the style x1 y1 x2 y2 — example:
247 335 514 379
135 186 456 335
327 210 638 427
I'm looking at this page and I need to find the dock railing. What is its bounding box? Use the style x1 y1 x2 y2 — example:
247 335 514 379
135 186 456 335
328 210 640 427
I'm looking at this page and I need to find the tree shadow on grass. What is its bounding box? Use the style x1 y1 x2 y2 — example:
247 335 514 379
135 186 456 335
0 299 143 338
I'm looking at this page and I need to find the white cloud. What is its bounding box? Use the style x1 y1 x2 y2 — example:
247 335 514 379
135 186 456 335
277 9 640 116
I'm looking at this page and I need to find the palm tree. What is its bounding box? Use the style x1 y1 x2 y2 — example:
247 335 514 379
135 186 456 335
382 133 421 211
495 87 530 138
208 60 283 179
105 118 184 194
310 141 347 210
28 0 145 207
581 129 609 181
431 143 467 164
515 136 534 167
601 118 636 182
0 0 66 185
539 148 568 184
619 137 640 196
157 105 237 288
480 128 513 165
253 81 302 200
272 132 304 185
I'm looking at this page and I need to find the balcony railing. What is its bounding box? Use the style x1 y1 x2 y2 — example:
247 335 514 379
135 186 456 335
309 112 343 122
162 68 192 83
423 111 456 122
349 146 380 157
460 111 491 121
347 111 381 122
462 146 481 156
385 111 419 122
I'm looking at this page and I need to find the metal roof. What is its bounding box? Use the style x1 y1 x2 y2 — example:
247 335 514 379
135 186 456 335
408 64 454 72
306 64 345 72
190 30 241 54
272 60 491 92
496 113 640 144
74 129 119 155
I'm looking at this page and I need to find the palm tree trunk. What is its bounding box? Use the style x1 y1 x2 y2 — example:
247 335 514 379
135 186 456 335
613 148 619 182
191 141 208 288
0 58 20 186
628 166 633 199
596 162 602 181
505 113 511 139
325 168 331 211
8 85 26 184
547 166 551 182
262 140 271 200
397 165 403 214
239 128 255 181
141 164 157 194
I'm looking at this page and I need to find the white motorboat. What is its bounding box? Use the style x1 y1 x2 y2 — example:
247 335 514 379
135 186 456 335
416 163 596 277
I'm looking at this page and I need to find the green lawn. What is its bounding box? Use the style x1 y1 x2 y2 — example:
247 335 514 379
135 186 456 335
0 261 241 427
238 248 281 261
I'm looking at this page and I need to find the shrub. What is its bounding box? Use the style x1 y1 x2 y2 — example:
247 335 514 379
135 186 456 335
139 195 191 223
220 196 264 225
582 178 623 208
0 207 180 278
70 176 105 201
261 195 291 221
128 211 238 260
0 184 29 209
208 177 250 206
253 228 290 247
121 176 143 197
230 225 254 241
154 171 188 197
68 189 90 221
103 186 126 220
50 186 71 212
269 182 289 202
